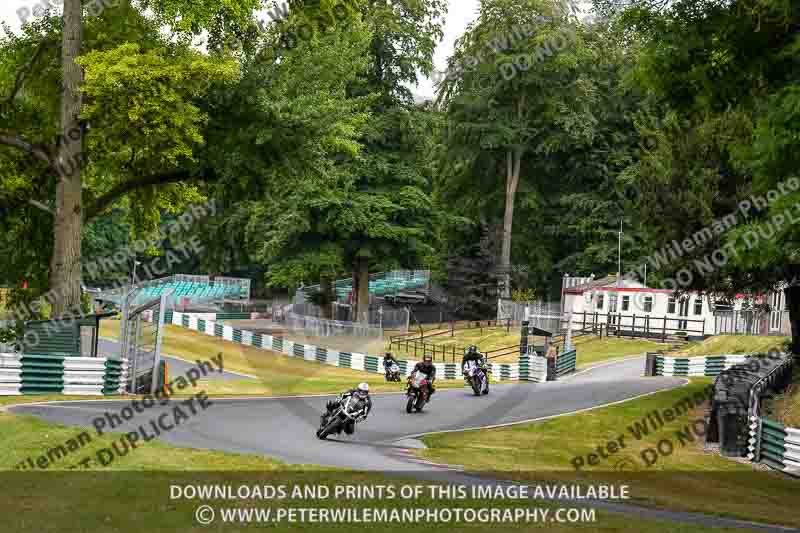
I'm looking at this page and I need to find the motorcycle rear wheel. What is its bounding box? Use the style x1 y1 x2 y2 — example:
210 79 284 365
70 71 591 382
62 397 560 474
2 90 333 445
415 394 426 412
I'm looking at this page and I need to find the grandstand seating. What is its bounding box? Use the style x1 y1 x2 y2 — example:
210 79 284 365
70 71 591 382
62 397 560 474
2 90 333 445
96 276 249 307
135 281 247 302
325 271 430 301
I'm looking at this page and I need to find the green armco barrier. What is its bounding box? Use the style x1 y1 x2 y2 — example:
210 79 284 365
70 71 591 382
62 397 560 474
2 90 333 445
364 355 379 373
215 312 251 320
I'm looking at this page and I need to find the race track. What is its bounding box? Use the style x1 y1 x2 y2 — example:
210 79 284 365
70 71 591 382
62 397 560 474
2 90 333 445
13 357 799 531
10 356 684 470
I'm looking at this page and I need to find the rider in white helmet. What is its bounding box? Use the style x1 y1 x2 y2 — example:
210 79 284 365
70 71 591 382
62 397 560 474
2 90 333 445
329 382 372 435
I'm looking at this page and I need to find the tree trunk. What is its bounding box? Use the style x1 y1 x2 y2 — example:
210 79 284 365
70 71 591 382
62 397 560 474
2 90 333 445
499 94 526 300
320 275 333 320
784 284 800 356
50 0 84 317
500 148 522 299
357 257 370 324
351 267 359 320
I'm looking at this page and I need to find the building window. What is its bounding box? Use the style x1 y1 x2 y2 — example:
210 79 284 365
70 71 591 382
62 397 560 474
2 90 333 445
643 296 653 313
597 293 604 310
694 298 703 315
622 295 630 312
584 292 591 305
609 294 618 313
667 296 676 314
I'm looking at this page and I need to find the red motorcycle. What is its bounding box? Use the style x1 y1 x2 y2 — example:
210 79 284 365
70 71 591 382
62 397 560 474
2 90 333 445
406 371 430 413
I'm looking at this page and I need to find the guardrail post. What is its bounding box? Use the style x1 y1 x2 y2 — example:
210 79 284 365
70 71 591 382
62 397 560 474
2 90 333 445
644 352 657 376
752 417 762 462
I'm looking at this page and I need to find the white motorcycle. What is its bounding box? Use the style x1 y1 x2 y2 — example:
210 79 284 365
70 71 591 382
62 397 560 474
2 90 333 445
463 359 489 396
385 362 402 382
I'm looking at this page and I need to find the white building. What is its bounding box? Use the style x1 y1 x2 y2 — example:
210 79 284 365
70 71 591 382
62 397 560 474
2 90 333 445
560 274 789 339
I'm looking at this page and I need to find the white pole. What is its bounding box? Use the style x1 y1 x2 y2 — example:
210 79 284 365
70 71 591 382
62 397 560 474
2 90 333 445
617 220 622 286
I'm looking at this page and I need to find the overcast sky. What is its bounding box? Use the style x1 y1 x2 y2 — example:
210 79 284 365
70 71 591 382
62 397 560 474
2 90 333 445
0 0 480 99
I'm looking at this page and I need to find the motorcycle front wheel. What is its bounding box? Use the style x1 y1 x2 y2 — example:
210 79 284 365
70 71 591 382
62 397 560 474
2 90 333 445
470 376 481 396
406 395 415 413
316 417 342 440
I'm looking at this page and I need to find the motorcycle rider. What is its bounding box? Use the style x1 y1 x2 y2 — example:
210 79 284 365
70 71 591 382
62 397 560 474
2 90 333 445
411 353 437 397
461 345 486 369
327 382 372 435
383 352 398 372
462 344 488 394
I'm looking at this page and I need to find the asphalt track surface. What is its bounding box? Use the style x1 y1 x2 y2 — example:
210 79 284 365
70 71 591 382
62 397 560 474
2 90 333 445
9 356 798 531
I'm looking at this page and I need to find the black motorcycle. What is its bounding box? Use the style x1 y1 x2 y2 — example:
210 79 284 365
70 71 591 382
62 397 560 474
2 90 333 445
316 394 367 439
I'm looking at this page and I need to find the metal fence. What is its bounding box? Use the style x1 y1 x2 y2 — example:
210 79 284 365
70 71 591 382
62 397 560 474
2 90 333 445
119 288 169 394
497 300 563 331
713 310 789 336
286 301 410 330
282 312 384 339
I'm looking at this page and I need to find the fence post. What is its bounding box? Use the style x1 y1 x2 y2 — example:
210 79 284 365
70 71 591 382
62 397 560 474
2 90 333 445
617 313 621 337
701 318 706 337
632 314 636 337
582 312 586 332
662 317 666 342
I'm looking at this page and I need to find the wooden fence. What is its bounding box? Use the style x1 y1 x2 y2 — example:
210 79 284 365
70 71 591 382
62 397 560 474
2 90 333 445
567 311 706 342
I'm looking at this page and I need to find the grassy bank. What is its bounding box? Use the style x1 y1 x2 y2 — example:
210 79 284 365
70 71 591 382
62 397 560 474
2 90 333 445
678 335 789 355
99 320 465 396
418 380 798 527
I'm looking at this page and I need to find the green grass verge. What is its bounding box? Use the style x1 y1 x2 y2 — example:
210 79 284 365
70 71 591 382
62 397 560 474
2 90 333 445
569 337 669 368
417 380 798 528
678 335 789 355
769 367 800 427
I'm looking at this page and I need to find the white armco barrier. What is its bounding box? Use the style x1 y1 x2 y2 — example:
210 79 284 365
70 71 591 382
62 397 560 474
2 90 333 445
0 354 22 395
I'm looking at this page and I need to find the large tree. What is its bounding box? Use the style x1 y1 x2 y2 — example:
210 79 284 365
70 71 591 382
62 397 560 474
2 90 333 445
613 0 800 350
0 0 257 316
438 0 598 298
231 0 446 322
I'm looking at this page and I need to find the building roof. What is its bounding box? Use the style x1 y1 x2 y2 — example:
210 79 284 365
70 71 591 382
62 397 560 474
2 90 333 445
565 275 648 294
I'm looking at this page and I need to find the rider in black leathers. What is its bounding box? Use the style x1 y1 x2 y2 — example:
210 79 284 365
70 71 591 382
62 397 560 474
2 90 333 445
383 352 398 371
411 354 437 397
461 344 486 368
326 383 372 435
